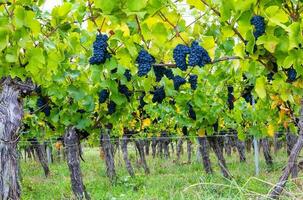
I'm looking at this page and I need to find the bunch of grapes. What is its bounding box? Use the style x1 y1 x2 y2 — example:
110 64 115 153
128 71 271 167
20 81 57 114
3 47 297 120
153 65 166 82
99 89 109 103
136 49 155 76
173 75 186 90
189 74 198 90
89 34 111 65
227 86 234 110
250 15 265 39
182 126 188 136
124 69 132 81
164 68 174 79
242 85 254 105
188 41 211 67
173 44 190 71
287 68 297 82
188 103 196 120
213 121 218 132
107 101 116 115
152 86 166 103
36 97 51 116
118 84 132 101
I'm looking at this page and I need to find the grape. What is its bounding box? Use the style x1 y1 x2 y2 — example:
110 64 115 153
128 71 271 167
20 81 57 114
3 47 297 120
213 121 218 132
188 103 196 120
107 101 116 115
227 86 233 94
37 97 45 108
173 75 186 90
118 84 132 101
124 69 132 81
89 34 111 65
99 89 109 104
189 74 198 90
35 86 42 94
287 68 297 82
43 105 51 116
173 44 190 71
188 41 211 67
77 109 86 114
242 85 254 105
152 86 166 103
153 65 166 82
182 126 188 136
164 68 174 79
139 93 147 108
227 93 234 110
250 15 265 39
136 49 155 77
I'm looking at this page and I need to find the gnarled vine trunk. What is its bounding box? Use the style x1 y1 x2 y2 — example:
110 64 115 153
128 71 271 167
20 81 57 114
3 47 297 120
64 127 90 200
186 139 192 163
151 137 157 158
269 99 303 199
29 138 50 177
135 139 150 174
176 138 183 162
197 137 212 174
261 138 273 167
100 129 116 183
0 84 23 200
121 135 135 177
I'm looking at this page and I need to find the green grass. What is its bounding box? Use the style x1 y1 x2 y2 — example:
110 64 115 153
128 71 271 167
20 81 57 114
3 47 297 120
21 146 303 200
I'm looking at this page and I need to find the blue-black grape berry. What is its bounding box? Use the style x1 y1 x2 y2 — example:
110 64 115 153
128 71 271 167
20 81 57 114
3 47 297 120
136 49 155 77
118 84 132 101
188 103 196 120
37 97 51 116
227 86 234 94
37 97 45 108
173 44 190 71
189 74 198 90
242 85 254 105
287 68 297 82
139 93 147 109
153 65 166 82
164 68 174 79
227 93 234 110
152 86 166 103
107 101 116 115
188 41 211 67
124 69 132 81
99 89 109 104
89 34 111 65
43 105 51 116
173 75 186 90
182 126 188 136
250 15 265 39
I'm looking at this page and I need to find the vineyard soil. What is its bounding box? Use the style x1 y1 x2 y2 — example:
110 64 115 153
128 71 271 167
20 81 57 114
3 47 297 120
21 147 303 200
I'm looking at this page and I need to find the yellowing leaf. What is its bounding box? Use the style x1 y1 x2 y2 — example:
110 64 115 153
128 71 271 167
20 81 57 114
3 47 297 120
142 118 151 128
186 0 205 11
198 128 205 137
255 77 266 99
267 124 275 137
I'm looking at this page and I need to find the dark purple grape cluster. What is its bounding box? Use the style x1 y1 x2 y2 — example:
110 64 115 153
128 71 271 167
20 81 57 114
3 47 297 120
182 126 188 136
287 68 297 82
118 84 132 101
173 44 190 71
107 101 116 115
164 68 174 79
188 41 211 67
152 86 166 103
227 86 234 110
124 69 132 81
153 65 166 82
250 15 265 39
89 34 111 65
136 49 155 76
213 121 218 132
36 97 51 116
242 85 254 105
189 74 198 90
173 75 186 90
99 89 109 103
188 103 196 120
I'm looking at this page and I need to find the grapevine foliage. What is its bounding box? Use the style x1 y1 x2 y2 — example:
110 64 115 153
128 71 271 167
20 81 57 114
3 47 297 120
250 16 266 39
173 75 186 90
173 44 190 71
188 41 211 67
188 74 198 90
136 49 155 76
152 86 166 103
139 92 147 109
89 34 111 65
